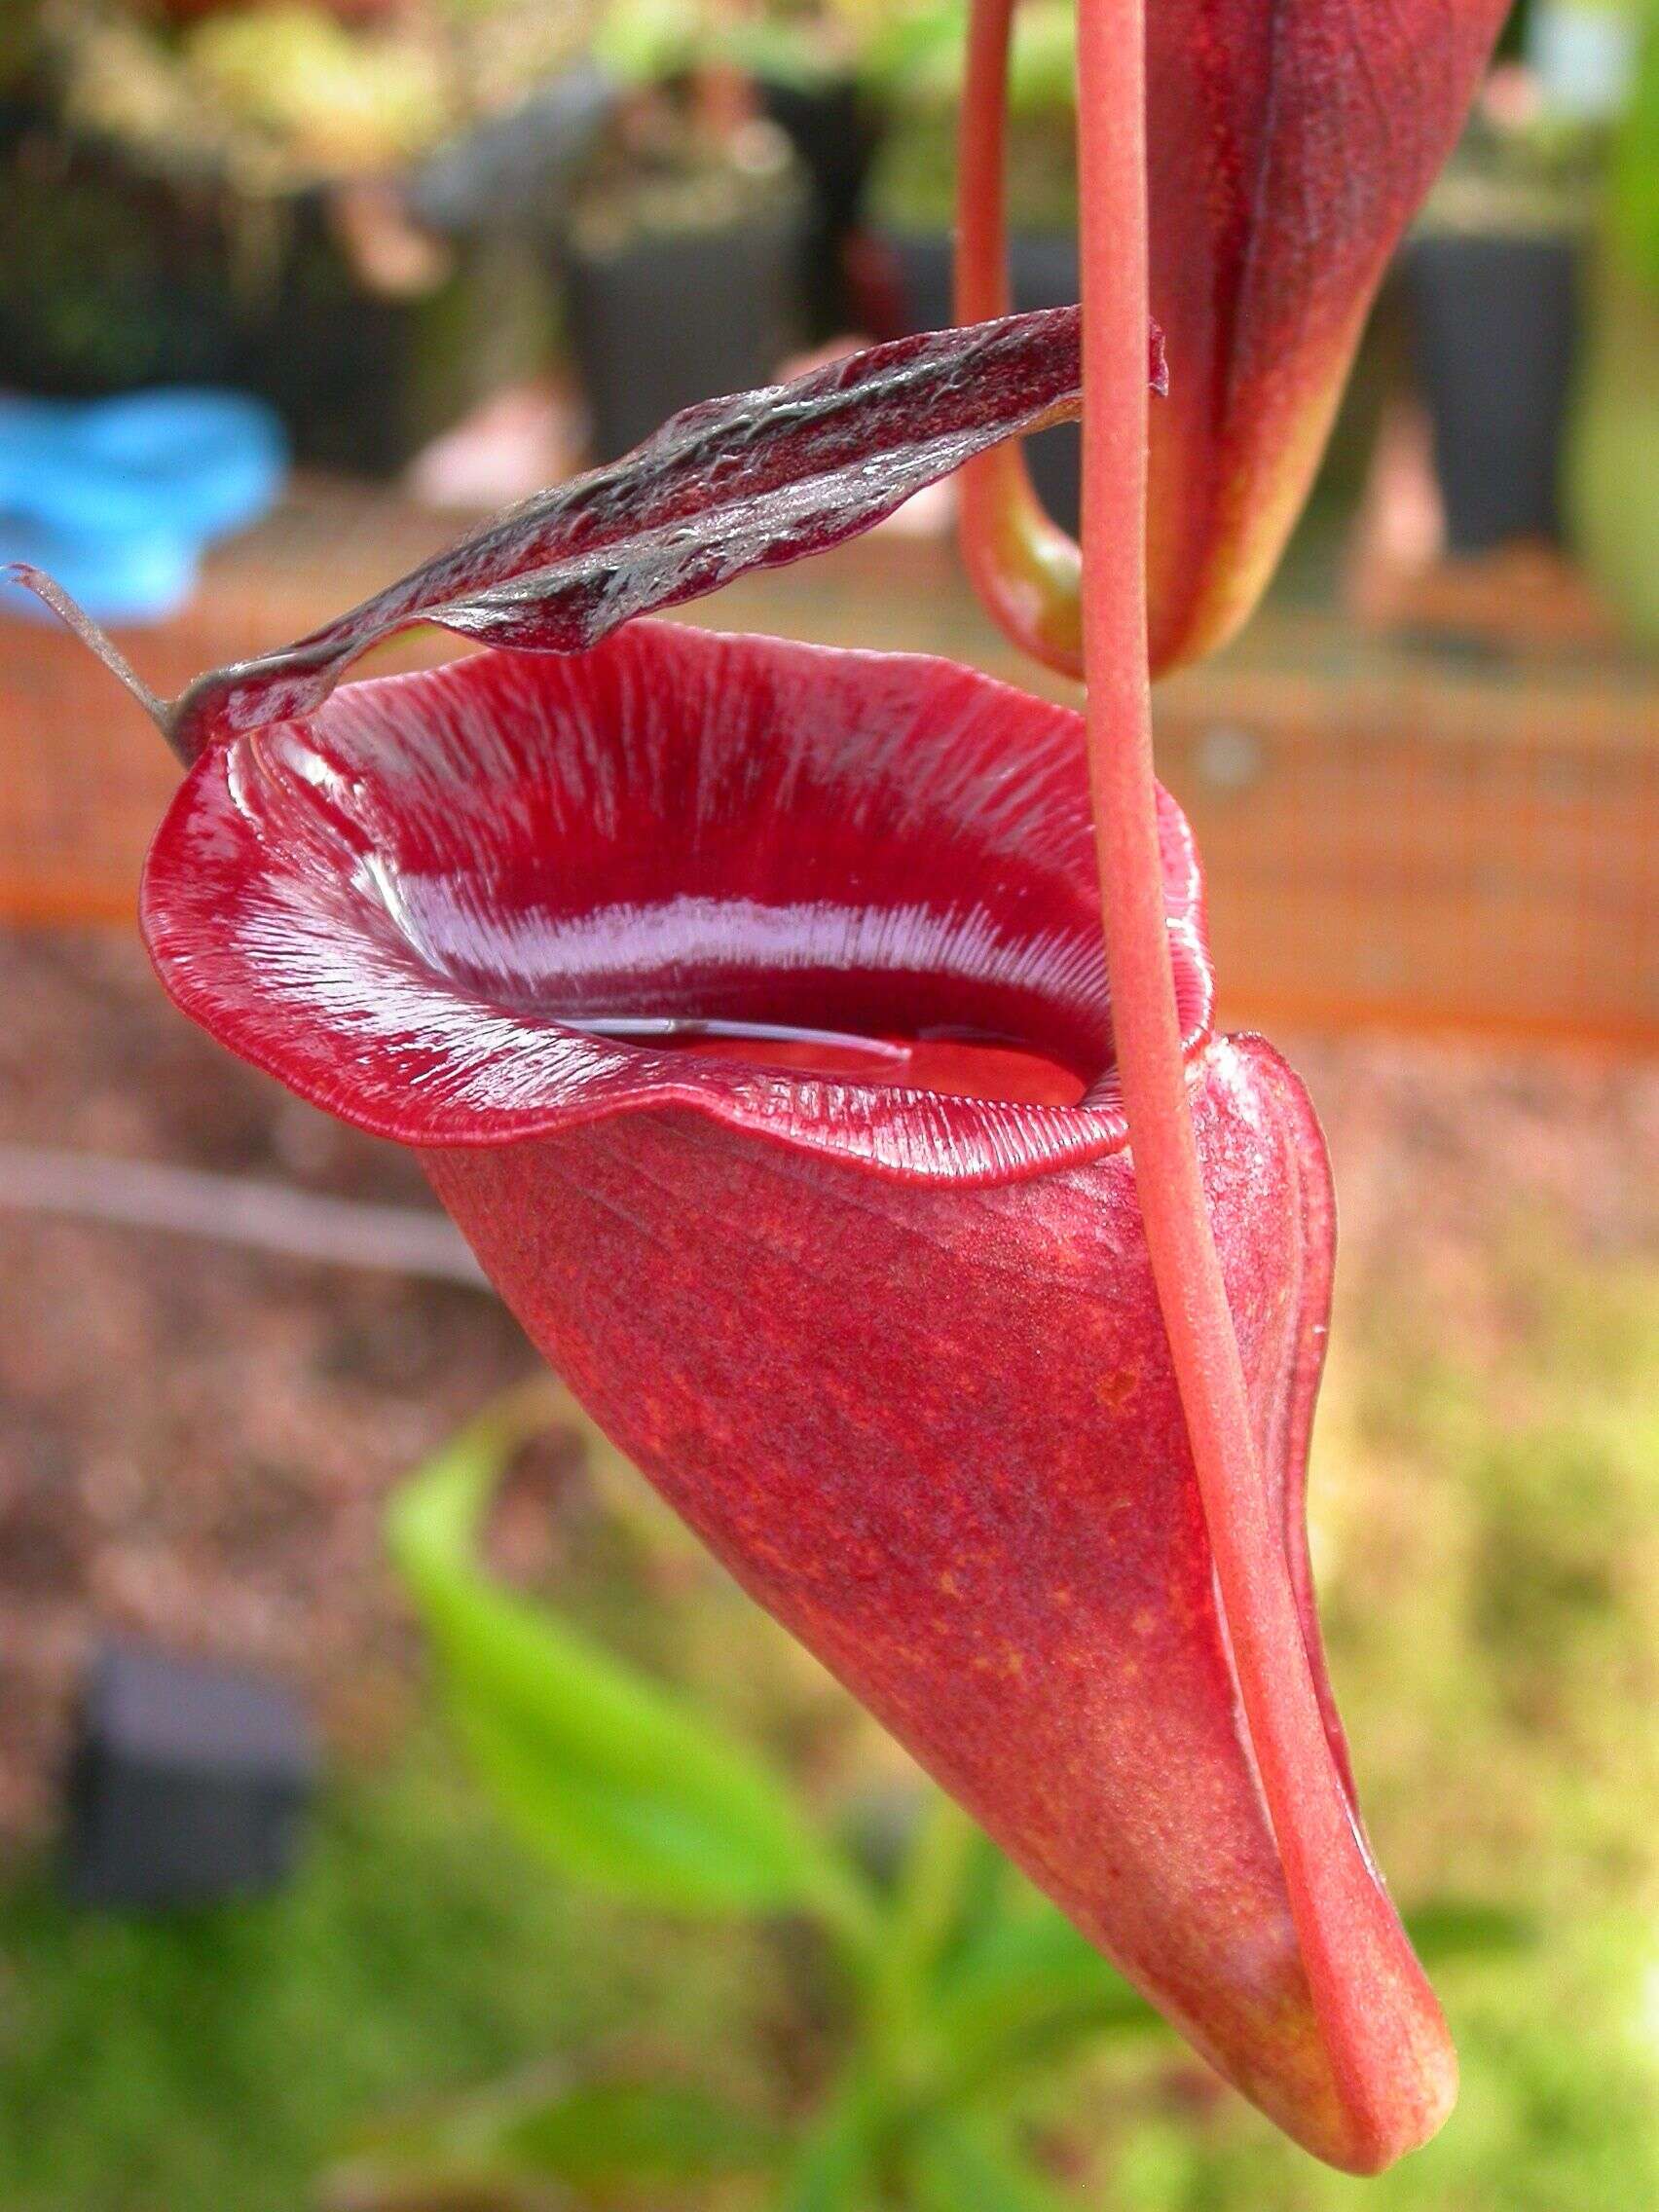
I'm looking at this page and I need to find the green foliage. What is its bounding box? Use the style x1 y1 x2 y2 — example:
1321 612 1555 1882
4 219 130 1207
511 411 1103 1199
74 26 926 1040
337 2073 787 2205
0 1747 767 2212
373 1386 1546 2212
388 1394 878 1936
5 1240 1651 2209
925 1894 1189 2099
381 1389 1169 2206
592 0 708 86
1567 264 1659 643
857 0 1076 112
1321 1245 1659 1919
1570 0 1659 641
0 0 41 91
1090 1919 1659 2212
904 2118 1080 2211
498 2081 781 2189
1610 0 1659 288
862 0 1078 235
775 2071 888 2212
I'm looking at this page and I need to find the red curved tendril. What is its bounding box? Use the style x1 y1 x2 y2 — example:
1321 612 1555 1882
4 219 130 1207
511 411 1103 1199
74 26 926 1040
954 0 1086 680
1076 0 1453 2169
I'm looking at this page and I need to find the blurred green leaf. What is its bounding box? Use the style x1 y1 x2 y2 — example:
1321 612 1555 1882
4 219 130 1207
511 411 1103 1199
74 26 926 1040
856 0 1076 113
502 2079 782 2188
1612 3 1659 290
922 1876 1539 2103
777 2071 887 2212
866 1802 1023 2098
925 1899 1161 2097
882 1797 989 2003
915 1875 1539 2096
943 1824 1019 1963
1406 1900 1539 1964
590 0 702 84
388 1398 878 1941
333 2070 781 2209
904 2118 1077 2212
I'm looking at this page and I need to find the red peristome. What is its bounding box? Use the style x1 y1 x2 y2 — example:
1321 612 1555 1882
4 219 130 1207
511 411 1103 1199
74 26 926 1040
143 624 1211 1174
140 624 1445 2164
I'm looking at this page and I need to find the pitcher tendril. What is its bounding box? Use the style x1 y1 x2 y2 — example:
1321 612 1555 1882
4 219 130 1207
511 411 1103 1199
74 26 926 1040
1074 0 1454 2167
954 0 1086 678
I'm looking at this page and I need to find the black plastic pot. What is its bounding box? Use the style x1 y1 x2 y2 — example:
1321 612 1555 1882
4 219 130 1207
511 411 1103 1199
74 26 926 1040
247 200 536 478
884 228 1081 534
0 137 241 394
65 1641 314 1910
0 130 537 476
1406 232 1582 553
758 75 881 337
565 210 805 464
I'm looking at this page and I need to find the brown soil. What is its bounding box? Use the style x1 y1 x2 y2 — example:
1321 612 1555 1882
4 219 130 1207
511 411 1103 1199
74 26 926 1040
0 930 534 1840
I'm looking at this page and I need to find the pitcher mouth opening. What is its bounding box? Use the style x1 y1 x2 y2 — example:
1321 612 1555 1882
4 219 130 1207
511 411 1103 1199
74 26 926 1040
360 868 1109 1111
142 622 1213 1180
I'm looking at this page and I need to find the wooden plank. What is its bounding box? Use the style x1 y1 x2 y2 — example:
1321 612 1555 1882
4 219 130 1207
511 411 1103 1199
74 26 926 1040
2 490 1654 1048
0 482 461 922
706 540 1659 1049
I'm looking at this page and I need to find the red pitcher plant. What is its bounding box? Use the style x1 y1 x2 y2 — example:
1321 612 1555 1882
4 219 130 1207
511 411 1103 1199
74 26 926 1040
11 0 1507 2175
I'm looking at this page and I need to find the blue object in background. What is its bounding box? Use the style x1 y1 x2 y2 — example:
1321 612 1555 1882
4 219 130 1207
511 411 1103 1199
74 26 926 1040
0 388 287 628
